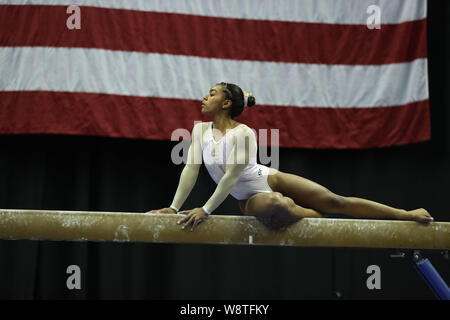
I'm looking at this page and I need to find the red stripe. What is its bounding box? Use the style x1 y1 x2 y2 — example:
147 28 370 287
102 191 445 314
0 5 427 65
0 91 430 149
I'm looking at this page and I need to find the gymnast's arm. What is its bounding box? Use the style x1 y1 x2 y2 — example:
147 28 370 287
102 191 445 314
147 123 202 214
202 126 257 214
169 123 203 212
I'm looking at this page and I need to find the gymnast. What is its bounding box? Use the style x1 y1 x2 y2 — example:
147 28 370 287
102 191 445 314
147 82 434 231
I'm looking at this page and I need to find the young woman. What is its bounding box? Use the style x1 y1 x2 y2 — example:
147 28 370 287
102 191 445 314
148 82 433 231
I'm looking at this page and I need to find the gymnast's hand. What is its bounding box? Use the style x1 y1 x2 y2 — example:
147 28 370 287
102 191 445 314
177 208 209 231
146 207 177 214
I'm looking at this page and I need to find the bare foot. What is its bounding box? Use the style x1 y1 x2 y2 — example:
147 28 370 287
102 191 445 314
405 208 434 223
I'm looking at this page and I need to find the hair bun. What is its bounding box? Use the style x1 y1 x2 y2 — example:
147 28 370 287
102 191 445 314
243 91 256 107
246 95 256 107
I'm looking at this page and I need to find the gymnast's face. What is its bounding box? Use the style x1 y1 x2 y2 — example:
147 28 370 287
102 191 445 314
201 85 232 117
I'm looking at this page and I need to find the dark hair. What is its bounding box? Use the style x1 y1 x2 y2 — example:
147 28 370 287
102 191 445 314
218 82 256 118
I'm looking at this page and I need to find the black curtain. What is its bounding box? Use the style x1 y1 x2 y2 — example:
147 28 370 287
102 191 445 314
0 1 449 299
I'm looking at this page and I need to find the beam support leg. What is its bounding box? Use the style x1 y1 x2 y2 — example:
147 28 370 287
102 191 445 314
412 250 450 300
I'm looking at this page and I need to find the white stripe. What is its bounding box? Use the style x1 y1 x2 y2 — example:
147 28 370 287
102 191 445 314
0 47 428 108
2 0 426 24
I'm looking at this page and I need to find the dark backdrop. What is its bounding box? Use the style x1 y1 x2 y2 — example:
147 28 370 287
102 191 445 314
0 1 449 299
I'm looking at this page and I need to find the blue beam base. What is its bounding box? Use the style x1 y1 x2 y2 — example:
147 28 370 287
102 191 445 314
413 253 450 300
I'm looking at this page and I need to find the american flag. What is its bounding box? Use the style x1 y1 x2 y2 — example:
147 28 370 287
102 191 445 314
0 0 430 149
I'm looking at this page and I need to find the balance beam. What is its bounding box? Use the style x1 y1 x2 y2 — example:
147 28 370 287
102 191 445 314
0 209 449 249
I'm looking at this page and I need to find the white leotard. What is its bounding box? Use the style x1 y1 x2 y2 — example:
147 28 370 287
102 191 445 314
170 121 274 214
202 122 273 200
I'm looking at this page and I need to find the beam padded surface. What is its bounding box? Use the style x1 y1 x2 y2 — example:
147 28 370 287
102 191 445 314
0 210 449 249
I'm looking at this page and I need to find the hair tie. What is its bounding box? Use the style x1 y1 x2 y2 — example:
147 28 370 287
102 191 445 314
243 91 251 107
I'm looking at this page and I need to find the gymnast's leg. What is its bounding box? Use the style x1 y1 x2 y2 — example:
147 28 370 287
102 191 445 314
241 192 324 229
272 171 434 223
